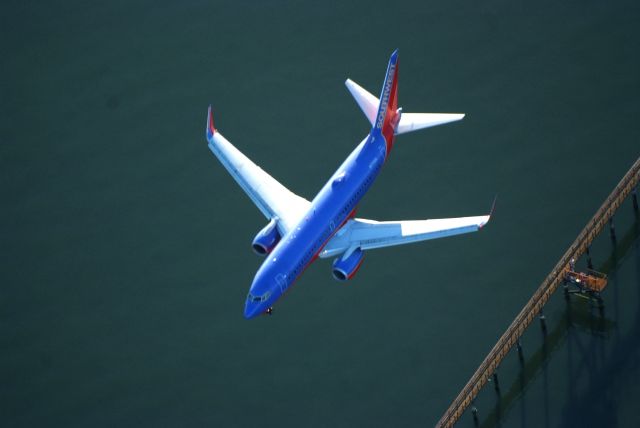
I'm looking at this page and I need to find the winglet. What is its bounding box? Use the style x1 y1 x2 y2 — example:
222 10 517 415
206 105 216 140
479 195 498 230
489 195 498 217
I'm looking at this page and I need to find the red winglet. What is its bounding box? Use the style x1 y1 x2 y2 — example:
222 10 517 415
207 105 216 137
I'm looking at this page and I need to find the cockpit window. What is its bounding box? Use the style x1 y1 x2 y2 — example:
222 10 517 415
247 290 272 303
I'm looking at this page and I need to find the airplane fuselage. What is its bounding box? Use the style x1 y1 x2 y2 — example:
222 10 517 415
243 131 390 318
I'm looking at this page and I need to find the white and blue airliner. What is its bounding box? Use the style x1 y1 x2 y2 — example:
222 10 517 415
206 50 493 319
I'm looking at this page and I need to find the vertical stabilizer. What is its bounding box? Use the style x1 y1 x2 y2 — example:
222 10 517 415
372 50 400 154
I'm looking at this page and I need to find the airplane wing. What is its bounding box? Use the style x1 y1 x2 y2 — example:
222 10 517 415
206 106 311 235
319 212 492 259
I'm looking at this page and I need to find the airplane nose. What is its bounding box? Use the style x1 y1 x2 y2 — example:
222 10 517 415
243 301 262 319
244 270 274 319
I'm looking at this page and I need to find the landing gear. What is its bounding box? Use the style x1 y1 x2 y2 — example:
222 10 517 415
265 307 273 316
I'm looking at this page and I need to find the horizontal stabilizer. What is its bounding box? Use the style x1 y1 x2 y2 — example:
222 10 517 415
345 78 378 126
396 113 464 134
345 79 464 135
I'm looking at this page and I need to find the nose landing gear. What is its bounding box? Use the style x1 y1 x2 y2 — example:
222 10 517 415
265 307 273 316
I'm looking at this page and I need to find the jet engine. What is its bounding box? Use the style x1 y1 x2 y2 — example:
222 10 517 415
332 248 365 281
252 219 281 256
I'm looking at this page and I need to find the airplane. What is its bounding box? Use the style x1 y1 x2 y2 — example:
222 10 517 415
205 50 493 319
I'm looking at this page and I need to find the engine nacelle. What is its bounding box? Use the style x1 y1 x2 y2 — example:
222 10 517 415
332 248 365 281
252 219 281 256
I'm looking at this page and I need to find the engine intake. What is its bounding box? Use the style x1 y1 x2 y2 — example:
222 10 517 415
332 248 364 281
252 219 281 256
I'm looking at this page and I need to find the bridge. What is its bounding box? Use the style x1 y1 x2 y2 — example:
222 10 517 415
435 156 640 428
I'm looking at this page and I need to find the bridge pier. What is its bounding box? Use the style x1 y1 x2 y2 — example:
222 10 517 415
609 218 616 242
517 339 524 363
586 246 593 269
633 188 638 212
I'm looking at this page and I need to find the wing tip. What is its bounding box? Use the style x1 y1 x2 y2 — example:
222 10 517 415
479 195 498 230
206 105 216 139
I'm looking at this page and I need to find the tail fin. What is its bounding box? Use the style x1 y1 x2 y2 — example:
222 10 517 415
345 51 464 137
372 49 400 146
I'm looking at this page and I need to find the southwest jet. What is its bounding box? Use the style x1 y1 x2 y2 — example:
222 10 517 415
206 50 492 319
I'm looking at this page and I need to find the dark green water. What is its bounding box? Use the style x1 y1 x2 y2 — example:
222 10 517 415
2 1 639 426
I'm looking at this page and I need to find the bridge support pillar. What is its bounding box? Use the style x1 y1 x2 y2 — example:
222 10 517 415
609 218 616 242
493 372 500 393
472 406 479 426
539 310 547 334
517 340 524 363
586 246 593 269
633 188 638 212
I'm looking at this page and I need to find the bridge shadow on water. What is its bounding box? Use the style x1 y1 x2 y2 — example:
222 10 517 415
479 215 640 428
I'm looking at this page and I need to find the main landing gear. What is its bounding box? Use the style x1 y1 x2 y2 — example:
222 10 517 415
265 307 273 316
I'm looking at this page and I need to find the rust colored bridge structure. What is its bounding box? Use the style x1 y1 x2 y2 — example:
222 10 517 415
435 156 640 428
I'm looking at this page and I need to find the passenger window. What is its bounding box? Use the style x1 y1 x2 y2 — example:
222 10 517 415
276 273 288 292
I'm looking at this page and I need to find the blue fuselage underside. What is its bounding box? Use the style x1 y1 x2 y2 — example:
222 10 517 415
244 131 389 318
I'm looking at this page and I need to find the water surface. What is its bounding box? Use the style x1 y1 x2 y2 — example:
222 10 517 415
2 1 639 426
